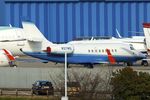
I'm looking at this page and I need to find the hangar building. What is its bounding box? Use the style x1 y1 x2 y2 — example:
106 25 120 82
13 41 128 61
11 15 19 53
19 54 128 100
0 0 150 89
0 0 150 43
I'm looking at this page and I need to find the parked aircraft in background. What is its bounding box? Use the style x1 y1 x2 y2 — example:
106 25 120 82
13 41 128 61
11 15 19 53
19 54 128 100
0 22 49 66
20 22 146 68
0 49 16 67
143 23 150 53
73 36 146 54
0 22 49 56
113 36 146 54
115 29 146 54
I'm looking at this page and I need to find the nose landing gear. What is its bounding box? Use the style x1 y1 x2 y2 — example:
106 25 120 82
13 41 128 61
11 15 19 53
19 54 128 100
141 60 149 66
84 64 94 68
123 62 133 66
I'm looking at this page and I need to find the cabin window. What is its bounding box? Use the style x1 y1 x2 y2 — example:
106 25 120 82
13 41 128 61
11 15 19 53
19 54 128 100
115 49 117 52
129 44 135 50
99 50 101 52
88 50 90 52
130 46 135 50
112 49 114 52
91 50 94 52
102 49 104 52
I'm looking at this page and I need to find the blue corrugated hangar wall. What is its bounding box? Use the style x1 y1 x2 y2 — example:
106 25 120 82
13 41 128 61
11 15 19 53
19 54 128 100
3 0 150 43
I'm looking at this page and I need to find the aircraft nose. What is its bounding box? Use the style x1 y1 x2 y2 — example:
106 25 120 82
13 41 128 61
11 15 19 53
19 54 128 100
133 50 146 59
137 52 146 59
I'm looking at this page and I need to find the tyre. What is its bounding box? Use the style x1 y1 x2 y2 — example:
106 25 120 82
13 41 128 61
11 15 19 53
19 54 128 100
88 64 94 68
35 91 40 95
127 62 133 66
141 60 149 66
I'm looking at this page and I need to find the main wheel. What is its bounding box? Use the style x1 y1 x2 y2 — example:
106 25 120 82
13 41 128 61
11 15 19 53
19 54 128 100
35 91 40 95
67 64 71 68
88 64 94 68
84 64 94 68
123 62 133 66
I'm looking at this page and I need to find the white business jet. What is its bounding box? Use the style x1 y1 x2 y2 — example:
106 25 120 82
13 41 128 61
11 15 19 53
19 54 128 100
19 22 146 68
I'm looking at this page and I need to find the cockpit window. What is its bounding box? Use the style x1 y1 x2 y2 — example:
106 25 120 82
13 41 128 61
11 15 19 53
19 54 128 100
130 44 135 50
130 46 135 50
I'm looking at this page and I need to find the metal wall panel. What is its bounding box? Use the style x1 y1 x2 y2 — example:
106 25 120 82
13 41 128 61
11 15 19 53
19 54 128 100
0 67 109 88
4 1 150 43
0 67 150 89
0 67 64 88
0 0 5 25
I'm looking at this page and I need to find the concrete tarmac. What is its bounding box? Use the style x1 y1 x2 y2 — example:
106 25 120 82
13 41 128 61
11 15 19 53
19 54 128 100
1 57 150 89
15 57 150 73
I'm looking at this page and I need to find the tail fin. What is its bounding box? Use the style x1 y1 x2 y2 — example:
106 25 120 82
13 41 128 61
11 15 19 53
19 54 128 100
143 23 150 51
22 21 52 44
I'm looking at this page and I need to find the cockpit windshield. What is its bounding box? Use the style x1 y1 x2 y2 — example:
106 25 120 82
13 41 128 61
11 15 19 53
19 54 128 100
74 36 112 41
129 44 135 50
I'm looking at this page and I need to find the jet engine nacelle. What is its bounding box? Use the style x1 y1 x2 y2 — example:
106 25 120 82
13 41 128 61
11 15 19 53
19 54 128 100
0 49 16 67
46 44 74 54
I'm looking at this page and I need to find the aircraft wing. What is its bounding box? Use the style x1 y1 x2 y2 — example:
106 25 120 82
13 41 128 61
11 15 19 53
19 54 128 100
15 58 49 63
98 61 109 64
27 37 43 42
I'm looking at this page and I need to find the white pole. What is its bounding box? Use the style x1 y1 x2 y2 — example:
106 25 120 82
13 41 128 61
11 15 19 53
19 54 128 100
65 52 67 97
61 52 68 100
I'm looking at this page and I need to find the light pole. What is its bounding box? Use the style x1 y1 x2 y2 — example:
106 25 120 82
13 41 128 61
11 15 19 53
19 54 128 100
61 52 68 100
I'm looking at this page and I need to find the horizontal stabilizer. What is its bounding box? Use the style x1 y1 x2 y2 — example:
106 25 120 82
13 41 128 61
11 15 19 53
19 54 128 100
27 37 43 42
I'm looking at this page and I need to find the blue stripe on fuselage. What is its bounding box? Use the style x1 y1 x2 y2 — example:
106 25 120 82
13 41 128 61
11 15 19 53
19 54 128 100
22 52 144 64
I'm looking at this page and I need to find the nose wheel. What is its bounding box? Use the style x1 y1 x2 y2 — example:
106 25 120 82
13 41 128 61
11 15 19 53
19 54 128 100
141 60 149 66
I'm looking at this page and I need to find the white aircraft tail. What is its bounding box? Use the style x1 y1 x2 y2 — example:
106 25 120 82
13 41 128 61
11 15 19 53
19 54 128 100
22 21 52 44
143 23 150 52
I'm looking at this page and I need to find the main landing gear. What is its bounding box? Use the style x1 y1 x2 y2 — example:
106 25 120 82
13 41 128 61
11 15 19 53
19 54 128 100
9 61 17 68
123 62 133 66
84 64 94 68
